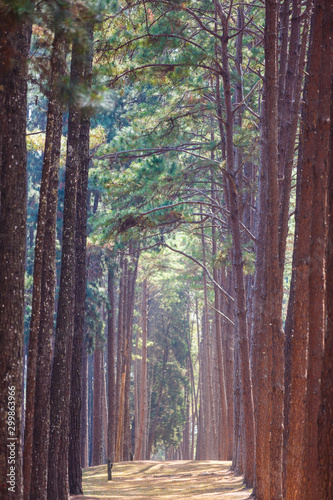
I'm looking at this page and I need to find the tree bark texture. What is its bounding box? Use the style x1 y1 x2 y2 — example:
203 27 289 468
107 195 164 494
252 2 285 497
107 265 117 462
0 6 31 498
134 279 148 460
217 4 255 485
47 39 84 500
114 253 139 461
284 2 332 497
122 255 139 460
92 345 103 466
24 27 66 499
28 30 66 500
318 52 333 500
265 3 285 498
303 2 333 496
69 21 93 494
278 0 311 272
81 345 89 468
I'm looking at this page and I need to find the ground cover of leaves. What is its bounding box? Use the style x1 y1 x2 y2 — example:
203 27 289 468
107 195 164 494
71 460 253 499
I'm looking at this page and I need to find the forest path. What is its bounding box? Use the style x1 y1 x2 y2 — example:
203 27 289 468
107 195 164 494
71 460 253 499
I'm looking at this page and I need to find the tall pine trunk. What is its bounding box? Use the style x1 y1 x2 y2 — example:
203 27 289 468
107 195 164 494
47 38 84 499
0 7 31 498
318 49 333 499
24 26 66 499
107 265 117 462
284 3 332 497
28 30 66 500
92 344 103 465
69 21 93 494
134 279 148 460
81 345 89 468
216 3 255 485
303 2 333 496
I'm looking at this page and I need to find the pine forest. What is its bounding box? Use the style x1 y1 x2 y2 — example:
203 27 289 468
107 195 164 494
0 0 332 499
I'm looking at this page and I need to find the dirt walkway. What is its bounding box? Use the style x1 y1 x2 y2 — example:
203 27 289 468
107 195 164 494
71 460 253 499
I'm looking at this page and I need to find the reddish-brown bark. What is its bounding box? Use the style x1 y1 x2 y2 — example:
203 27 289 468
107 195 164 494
134 279 148 460
107 265 117 462
318 62 333 500
24 26 66 500
0 7 31 498
47 38 84 499
284 2 330 497
216 3 255 485
123 256 138 460
92 345 103 466
212 239 228 460
265 3 284 498
69 23 93 493
80 345 89 468
303 1 333 496
30 54 65 500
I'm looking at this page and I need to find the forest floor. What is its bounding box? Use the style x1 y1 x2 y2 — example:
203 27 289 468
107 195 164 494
71 460 253 499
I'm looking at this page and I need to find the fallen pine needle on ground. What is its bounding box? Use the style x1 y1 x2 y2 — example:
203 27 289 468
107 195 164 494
71 460 253 500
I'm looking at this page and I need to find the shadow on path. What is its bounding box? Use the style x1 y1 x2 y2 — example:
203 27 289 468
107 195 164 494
71 460 253 500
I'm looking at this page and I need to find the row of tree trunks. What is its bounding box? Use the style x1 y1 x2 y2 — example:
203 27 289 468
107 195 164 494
147 345 169 458
14 14 94 499
250 0 313 497
284 2 333 499
47 35 85 499
216 2 255 486
282 2 311 484
103 252 139 464
24 22 66 499
29 32 67 500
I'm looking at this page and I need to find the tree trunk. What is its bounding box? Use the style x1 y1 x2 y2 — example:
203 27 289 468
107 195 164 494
251 2 285 497
115 256 126 458
107 265 117 461
24 26 66 500
284 3 330 497
29 32 66 500
81 345 89 469
88 353 93 465
216 4 255 485
123 257 138 460
303 2 333 496
47 38 84 499
251 96 270 499
69 21 93 494
318 57 333 500
264 3 284 498
278 0 310 270
101 349 108 461
147 347 168 458
92 345 103 466
134 279 148 460
225 269 234 460
0 7 31 498
211 171 229 460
